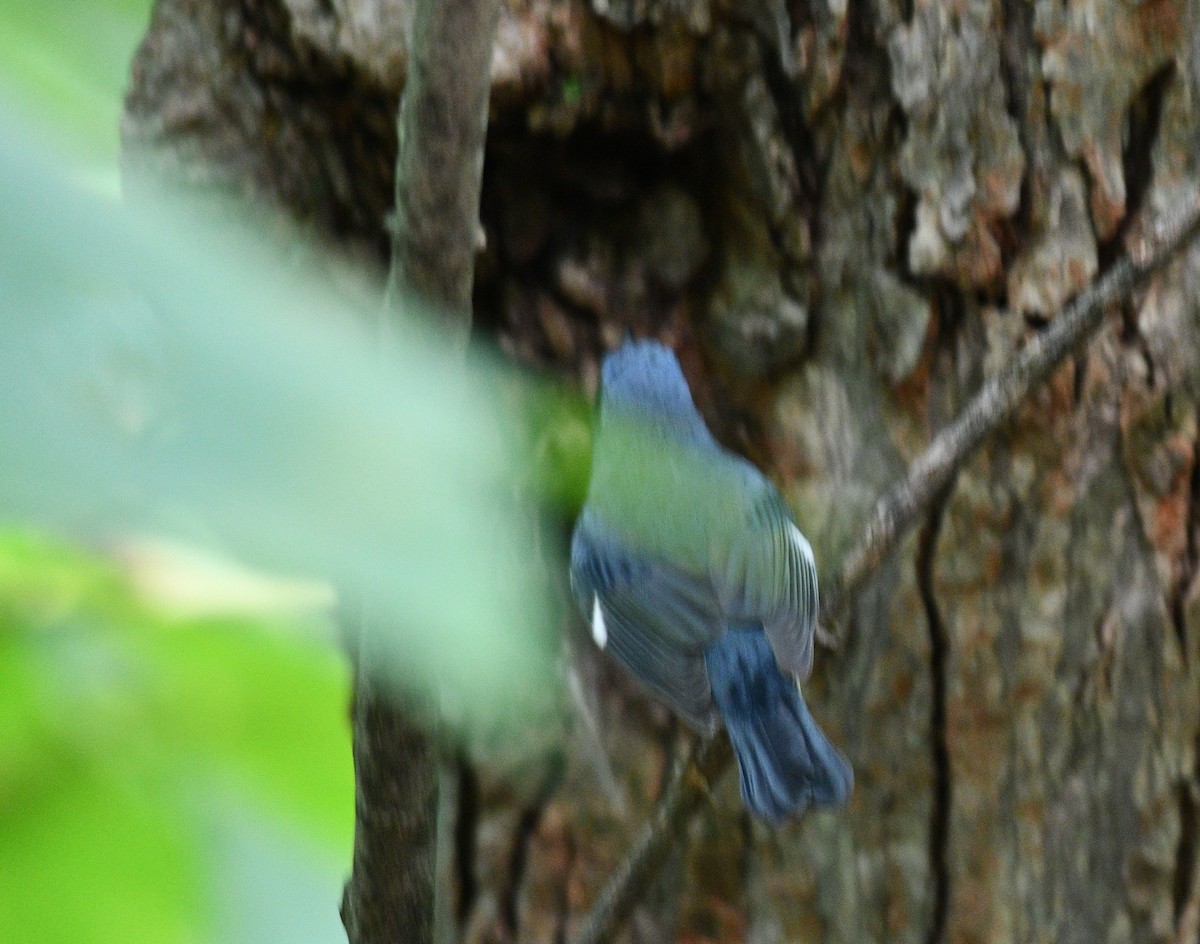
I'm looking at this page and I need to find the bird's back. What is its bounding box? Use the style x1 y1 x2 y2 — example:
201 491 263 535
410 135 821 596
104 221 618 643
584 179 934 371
571 338 847 820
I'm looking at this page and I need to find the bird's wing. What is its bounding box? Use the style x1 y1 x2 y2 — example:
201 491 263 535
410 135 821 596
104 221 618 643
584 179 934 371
717 485 819 680
570 512 723 732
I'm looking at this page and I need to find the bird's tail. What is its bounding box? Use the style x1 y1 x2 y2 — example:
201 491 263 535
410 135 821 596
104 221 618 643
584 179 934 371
705 629 852 821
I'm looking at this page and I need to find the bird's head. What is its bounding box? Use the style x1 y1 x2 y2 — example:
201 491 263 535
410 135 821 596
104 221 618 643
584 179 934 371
599 339 703 430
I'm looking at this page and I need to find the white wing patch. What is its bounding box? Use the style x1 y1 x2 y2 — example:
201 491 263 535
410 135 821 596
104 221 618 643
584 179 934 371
788 523 815 569
591 594 608 649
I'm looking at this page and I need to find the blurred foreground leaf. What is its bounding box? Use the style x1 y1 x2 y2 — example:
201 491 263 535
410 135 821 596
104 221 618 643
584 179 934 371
0 1 153 189
0 112 558 943
0 530 351 944
0 118 554 721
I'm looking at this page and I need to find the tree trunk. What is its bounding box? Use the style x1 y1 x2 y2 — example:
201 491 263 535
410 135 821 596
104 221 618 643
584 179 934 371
123 0 1200 942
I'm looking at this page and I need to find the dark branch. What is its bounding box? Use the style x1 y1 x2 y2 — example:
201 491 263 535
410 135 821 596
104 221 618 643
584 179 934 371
569 737 733 944
568 190 1200 944
384 0 500 340
340 671 438 944
343 1 500 942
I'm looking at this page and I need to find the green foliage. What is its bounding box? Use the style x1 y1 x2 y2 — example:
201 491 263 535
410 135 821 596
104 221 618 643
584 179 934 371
526 382 594 515
0 119 554 714
0 2 568 936
561 75 583 106
0 530 352 944
0 0 153 188
0 60 557 942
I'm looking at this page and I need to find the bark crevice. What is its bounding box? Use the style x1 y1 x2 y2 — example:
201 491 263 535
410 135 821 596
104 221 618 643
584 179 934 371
917 485 953 944
502 755 566 935
1175 768 1199 925
1174 725 1200 944
1169 419 1200 658
1101 62 1176 270
455 757 480 923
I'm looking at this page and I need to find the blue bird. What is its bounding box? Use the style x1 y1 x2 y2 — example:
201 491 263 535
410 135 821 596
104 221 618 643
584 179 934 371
570 339 852 821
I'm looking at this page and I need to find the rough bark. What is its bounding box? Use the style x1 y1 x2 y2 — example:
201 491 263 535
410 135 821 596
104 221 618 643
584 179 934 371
123 0 1200 942
340 671 437 944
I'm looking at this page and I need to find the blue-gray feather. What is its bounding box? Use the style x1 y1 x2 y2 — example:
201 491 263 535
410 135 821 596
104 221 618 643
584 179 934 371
706 629 852 820
570 511 721 731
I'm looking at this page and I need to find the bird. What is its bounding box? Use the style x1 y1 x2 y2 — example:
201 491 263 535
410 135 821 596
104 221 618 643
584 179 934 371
569 338 852 821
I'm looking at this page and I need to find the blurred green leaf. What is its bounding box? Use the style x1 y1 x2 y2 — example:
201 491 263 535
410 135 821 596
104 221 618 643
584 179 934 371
206 796 348 944
0 759 204 944
138 622 353 851
0 0 152 187
0 118 556 722
0 99 558 943
0 531 353 944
